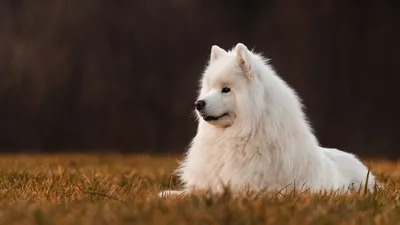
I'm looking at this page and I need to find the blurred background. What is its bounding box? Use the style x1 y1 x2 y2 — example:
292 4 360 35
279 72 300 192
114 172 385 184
0 0 398 158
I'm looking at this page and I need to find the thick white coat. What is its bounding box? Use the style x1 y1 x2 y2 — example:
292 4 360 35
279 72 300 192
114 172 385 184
160 43 376 197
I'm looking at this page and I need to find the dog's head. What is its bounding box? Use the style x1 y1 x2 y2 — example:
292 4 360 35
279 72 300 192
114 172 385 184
194 43 256 128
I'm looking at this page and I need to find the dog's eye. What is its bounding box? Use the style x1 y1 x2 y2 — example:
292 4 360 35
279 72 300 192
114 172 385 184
221 87 231 93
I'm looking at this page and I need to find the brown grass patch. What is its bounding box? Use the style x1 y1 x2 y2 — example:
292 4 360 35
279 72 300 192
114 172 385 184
0 154 399 224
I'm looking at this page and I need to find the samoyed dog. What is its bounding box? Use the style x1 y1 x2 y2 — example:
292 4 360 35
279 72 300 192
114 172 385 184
159 43 376 197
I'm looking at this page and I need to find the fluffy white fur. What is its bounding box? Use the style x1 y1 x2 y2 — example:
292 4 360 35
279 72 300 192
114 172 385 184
159 43 376 197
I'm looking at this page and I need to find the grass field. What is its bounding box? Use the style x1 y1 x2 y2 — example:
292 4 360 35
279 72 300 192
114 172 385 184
0 154 399 225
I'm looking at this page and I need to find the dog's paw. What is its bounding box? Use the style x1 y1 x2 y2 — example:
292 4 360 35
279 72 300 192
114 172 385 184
158 190 185 198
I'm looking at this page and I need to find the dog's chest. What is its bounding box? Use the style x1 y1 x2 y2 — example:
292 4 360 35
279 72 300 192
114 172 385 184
204 139 273 190
187 131 281 191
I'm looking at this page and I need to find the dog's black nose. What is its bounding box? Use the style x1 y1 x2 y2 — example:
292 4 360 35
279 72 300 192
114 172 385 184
194 100 206 111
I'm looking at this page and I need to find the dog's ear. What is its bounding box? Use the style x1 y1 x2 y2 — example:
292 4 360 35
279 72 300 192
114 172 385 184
210 45 227 63
235 43 252 78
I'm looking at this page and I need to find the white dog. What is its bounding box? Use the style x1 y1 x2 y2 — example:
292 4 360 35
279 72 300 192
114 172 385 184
160 43 376 197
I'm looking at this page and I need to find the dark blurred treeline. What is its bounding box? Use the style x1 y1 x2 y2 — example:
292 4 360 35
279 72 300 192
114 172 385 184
0 0 399 158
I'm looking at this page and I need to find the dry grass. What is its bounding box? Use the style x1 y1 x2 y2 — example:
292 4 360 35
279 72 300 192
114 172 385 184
0 154 399 224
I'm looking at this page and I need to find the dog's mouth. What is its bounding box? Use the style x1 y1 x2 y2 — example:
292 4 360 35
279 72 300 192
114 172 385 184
202 113 229 121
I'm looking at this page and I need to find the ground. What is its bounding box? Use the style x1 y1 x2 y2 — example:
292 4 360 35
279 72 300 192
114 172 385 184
0 154 399 224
